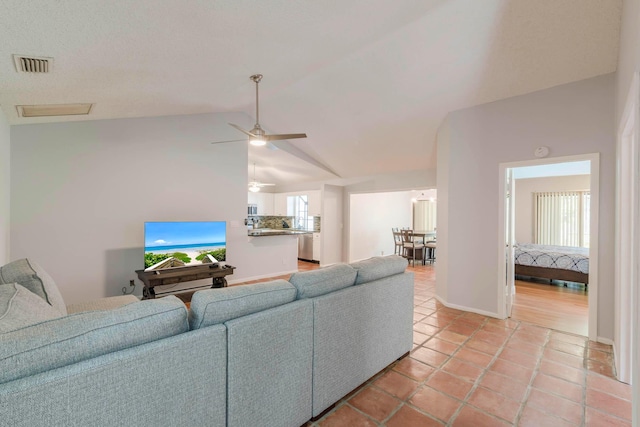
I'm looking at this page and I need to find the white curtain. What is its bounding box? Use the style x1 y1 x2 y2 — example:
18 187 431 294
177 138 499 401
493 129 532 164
534 191 589 247
413 200 437 231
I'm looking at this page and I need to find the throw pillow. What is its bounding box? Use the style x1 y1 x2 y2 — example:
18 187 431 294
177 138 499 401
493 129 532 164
0 283 63 333
0 258 67 315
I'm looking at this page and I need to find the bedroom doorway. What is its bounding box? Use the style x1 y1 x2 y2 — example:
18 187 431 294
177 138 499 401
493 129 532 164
498 153 599 341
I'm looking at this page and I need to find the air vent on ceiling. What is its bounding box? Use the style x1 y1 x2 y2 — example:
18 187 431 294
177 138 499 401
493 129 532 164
16 103 93 118
13 55 53 73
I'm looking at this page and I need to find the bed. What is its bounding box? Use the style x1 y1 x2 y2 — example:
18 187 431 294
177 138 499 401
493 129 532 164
514 243 589 286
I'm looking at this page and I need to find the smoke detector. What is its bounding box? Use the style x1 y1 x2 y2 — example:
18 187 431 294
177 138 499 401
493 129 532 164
13 55 53 73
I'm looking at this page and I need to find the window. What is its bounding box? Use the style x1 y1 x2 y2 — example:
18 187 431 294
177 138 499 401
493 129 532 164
413 200 437 231
289 195 312 230
534 191 590 247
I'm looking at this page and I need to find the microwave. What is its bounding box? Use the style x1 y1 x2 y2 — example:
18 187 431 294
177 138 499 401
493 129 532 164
248 204 258 215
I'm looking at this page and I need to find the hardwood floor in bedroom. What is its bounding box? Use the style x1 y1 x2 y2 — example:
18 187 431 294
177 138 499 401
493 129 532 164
511 279 588 336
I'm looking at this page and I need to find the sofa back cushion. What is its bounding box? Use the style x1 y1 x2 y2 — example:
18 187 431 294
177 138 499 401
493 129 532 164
189 280 297 330
0 295 188 384
350 255 408 285
0 259 67 315
0 283 63 333
289 264 357 299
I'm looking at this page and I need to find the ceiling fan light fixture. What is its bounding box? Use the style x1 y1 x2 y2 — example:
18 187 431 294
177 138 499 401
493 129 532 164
249 137 266 146
249 184 260 192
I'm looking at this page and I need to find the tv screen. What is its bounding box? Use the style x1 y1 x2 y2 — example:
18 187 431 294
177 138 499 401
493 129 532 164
144 221 226 270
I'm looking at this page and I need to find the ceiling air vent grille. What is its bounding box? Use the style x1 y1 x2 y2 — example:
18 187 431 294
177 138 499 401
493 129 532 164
13 55 53 73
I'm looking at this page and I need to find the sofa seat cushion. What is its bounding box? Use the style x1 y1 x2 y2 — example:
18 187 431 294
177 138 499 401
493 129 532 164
289 264 357 299
0 295 188 384
0 259 67 315
66 294 140 314
0 283 63 333
350 255 408 285
189 280 297 330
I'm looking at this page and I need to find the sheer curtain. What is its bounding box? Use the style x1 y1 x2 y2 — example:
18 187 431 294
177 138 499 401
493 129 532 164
413 200 437 231
534 191 589 247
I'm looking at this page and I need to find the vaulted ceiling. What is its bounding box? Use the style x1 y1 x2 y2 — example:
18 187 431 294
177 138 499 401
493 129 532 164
0 0 622 185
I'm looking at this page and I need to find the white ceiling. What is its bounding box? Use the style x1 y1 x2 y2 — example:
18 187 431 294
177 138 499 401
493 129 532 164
0 0 622 185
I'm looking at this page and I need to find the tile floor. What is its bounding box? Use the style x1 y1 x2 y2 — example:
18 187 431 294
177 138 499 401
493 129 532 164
300 262 633 427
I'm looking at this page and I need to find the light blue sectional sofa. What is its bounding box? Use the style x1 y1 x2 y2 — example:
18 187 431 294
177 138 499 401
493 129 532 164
0 255 412 427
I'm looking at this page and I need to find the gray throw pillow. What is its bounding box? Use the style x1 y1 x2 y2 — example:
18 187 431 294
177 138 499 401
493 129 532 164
0 259 67 315
0 283 63 333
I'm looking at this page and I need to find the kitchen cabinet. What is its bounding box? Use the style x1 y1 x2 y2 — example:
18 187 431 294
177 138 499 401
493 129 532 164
274 193 288 216
312 233 321 262
247 192 274 216
308 190 322 217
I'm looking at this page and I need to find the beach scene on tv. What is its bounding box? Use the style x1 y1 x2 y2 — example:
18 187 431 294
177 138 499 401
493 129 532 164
144 221 226 271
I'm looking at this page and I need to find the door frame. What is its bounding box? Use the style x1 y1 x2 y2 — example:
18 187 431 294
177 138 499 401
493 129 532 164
498 153 600 341
616 71 639 387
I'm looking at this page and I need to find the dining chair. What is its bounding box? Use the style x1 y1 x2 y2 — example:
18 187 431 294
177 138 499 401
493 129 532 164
425 241 436 264
400 229 425 266
392 228 403 255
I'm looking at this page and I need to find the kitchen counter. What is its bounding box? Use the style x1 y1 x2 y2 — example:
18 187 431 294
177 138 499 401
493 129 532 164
247 228 312 237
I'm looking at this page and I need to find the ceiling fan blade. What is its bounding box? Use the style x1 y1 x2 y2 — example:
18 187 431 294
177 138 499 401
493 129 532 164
229 123 257 138
265 133 307 141
211 139 246 145
248 181 275 187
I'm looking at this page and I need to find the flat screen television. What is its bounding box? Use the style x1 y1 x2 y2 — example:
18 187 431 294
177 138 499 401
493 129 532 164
144 221 226 271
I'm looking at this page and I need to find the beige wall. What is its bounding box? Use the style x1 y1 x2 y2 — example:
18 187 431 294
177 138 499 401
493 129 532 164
9 113 301 304
437 74 615 339
514 174 590 244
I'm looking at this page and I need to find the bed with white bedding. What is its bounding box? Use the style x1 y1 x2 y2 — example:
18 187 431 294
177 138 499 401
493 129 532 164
514 243 589 286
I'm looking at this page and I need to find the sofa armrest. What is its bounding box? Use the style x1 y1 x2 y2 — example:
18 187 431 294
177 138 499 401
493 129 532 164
66 294 139 314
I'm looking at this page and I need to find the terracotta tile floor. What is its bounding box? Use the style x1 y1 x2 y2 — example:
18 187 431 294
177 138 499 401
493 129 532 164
299 261 633 427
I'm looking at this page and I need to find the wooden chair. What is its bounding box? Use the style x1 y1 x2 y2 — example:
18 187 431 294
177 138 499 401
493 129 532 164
400 229 425 266
425 241 436 264
392 228 403 255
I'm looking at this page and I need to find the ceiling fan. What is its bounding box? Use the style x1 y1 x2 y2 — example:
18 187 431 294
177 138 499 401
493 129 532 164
212 74 307 147
248 163 275 193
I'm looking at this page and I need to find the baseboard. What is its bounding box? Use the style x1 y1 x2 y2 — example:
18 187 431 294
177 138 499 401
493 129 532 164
596 336 614 345
434 295 501 319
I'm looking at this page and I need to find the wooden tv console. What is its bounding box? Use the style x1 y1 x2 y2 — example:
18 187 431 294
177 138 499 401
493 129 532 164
135 263 235 300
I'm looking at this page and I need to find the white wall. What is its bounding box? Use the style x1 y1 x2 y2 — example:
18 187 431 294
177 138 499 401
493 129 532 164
320 184 344 265
615 0 640 412
514 174 590 244
616 0 640 123
10 113 299 304
0 109 9 265
437 74 616 339
348 191 414 262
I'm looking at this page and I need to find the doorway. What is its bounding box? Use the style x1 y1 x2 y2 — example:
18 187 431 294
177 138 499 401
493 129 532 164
498 154 599 341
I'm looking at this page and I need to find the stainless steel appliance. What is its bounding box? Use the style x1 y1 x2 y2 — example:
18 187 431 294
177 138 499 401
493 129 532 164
298 233 313 261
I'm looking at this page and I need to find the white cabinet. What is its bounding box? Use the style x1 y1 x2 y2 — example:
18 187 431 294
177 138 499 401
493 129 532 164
308 190 322 217
247 192 275 216
312 233 321 262
257 193 274 215
274 193 288 216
